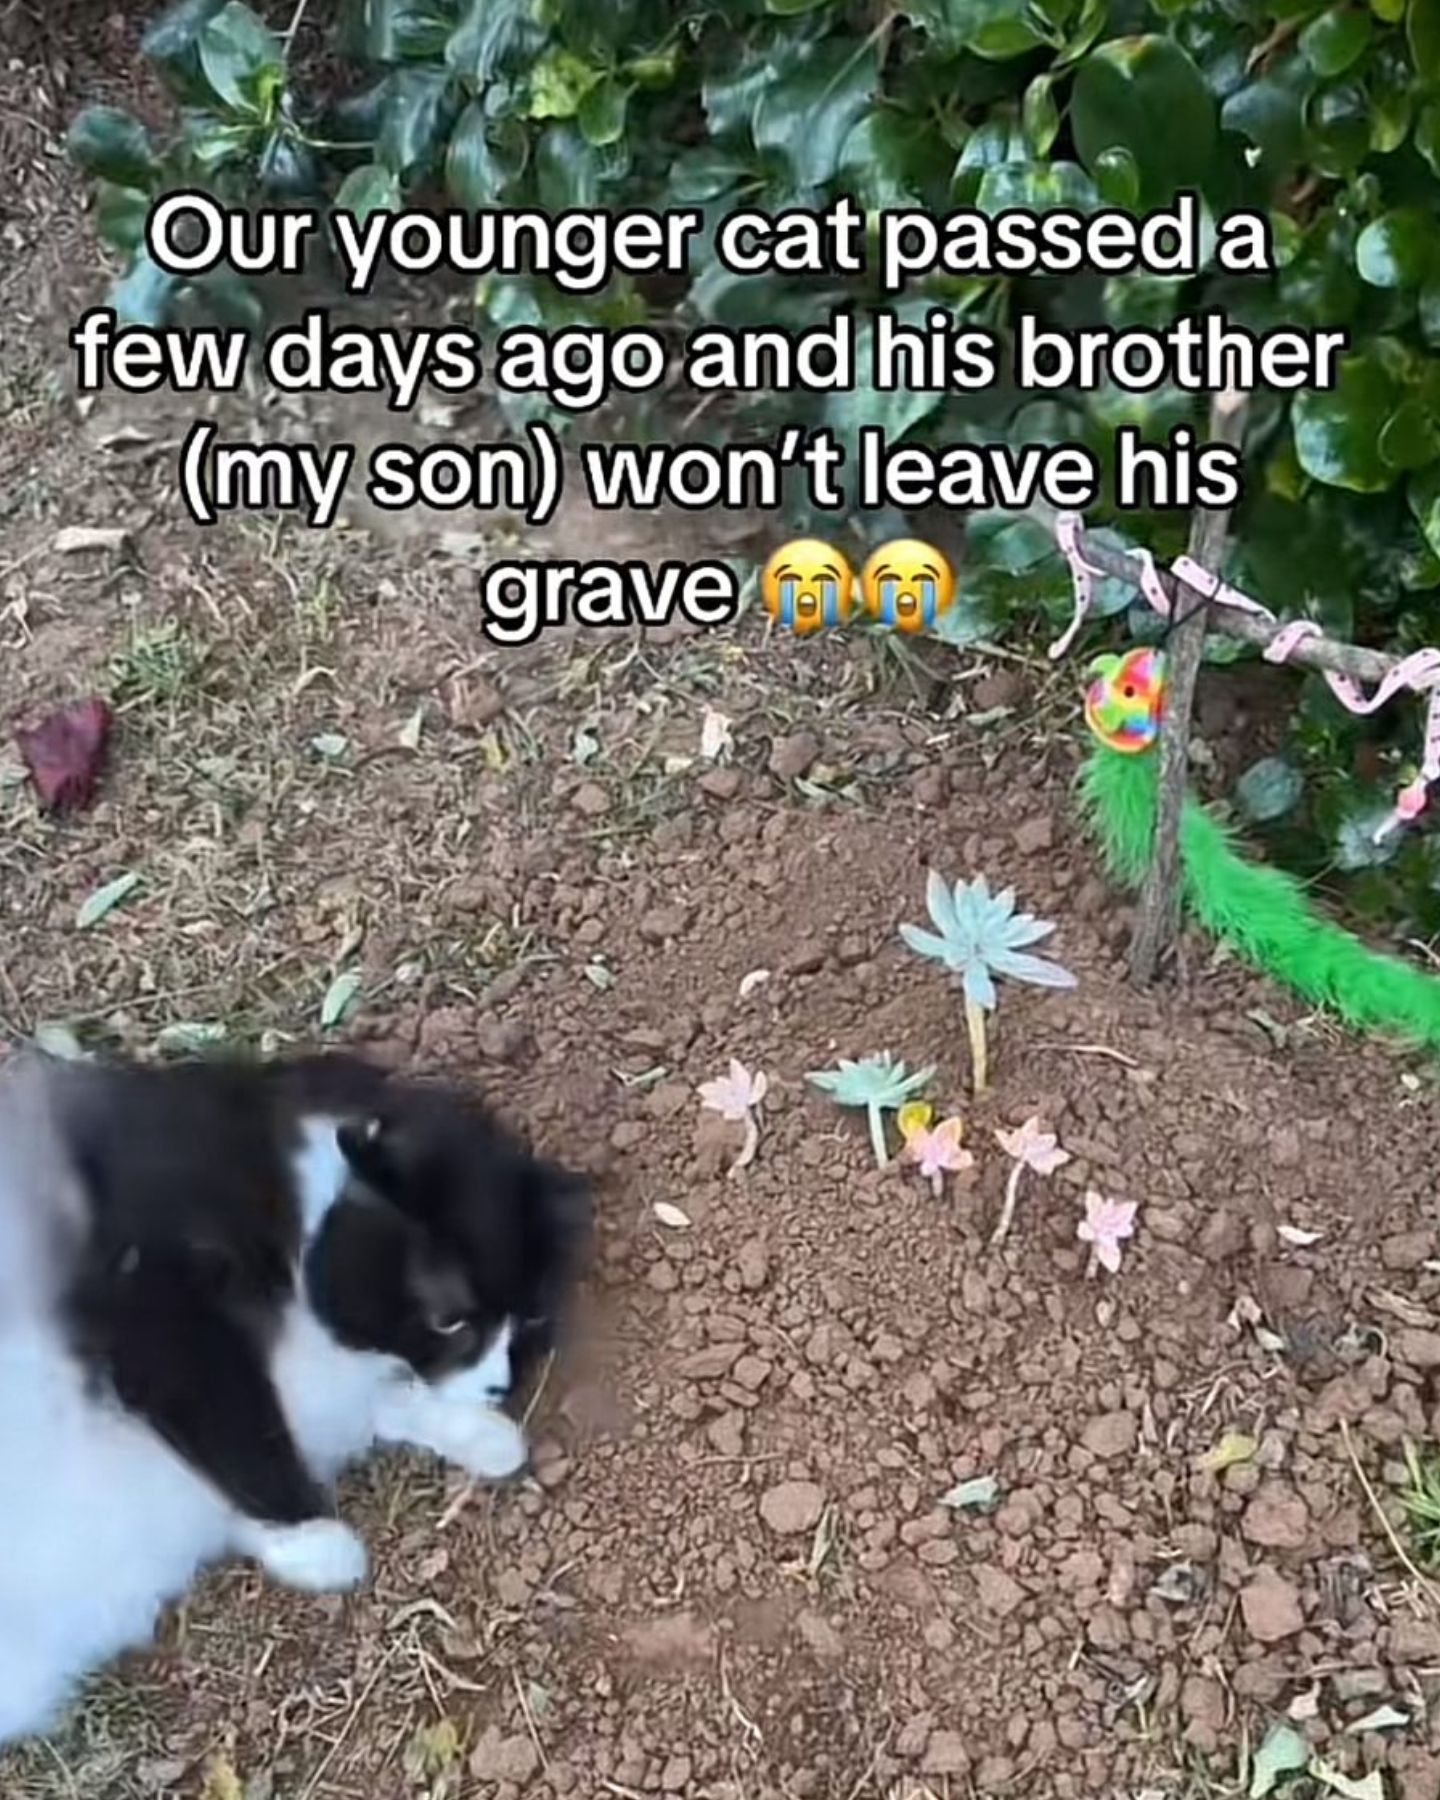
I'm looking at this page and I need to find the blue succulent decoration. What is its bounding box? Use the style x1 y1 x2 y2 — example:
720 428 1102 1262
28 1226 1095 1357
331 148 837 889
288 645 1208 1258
900 871 1077 1093
806 1050 935 1168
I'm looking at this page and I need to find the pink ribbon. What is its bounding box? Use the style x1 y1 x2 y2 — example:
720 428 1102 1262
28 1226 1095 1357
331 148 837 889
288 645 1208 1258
1050 509 1440 841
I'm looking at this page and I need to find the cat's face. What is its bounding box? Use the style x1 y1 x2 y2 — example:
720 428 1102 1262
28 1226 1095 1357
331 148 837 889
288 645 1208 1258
302 1084 588 1402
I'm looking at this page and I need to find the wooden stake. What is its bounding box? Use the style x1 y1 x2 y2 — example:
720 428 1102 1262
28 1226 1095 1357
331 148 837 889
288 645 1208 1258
1128 390 1251 985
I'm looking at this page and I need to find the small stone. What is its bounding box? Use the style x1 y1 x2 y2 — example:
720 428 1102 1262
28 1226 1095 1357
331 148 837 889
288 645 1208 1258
1268 1124 1302 1168
737 1238 769 1290
1013 814 1053 855
975 1564 1026 1617
698 767 742 800
469 1729 539 1783
476 1017 532 1063
1240 1567 1305 1643
1383 1231 1434 1272
1199 1208 1247 1262
572 782 609 818
1180 1675 1226 1751
732 1355 772 1392
796 1609 844 1660
921 1731 970 1776
707 1411 746 1457
1241 1483 1310 1551
894 1716 933 1760
768 731 821 783
760 1480 825 1535
660 1757 692 1793
1395 1329 1440 1370
1081 1410 1137 1460
678 1344 743 1381
1390 1617 1440 1663
638 904 689 943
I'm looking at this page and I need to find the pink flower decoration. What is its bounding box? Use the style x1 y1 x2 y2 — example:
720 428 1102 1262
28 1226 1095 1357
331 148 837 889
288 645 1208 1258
1077 1190 1138 1274
904 1117 974 1186
994 1116 1071 1176
697 1059 767 1177
698 1059 768 1123
1397 777 1429 821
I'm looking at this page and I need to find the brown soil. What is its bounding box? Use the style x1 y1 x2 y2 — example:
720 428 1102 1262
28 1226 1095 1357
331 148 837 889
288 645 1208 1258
5 14 1440 1800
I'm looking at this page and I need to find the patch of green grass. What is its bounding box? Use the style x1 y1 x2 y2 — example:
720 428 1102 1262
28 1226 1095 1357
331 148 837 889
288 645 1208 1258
1399 1442 1440 1568
107 619 206 708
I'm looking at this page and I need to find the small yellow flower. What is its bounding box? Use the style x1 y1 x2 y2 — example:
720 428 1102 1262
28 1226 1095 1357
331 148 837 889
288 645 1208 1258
898 1101 934 1141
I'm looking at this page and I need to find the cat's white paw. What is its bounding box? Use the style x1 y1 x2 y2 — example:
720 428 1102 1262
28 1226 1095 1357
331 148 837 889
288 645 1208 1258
239 1518 369 1593
448 1410 528 1481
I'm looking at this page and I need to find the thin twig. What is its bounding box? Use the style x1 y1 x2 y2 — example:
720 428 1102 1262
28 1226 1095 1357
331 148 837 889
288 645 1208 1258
512 1667 549 1774
990 1162 1024 1249
1032 1040 1142 1068
1026 498 1397 685
299 1641 400 1800
1131 388 1251 984
1340 1420 1440 1612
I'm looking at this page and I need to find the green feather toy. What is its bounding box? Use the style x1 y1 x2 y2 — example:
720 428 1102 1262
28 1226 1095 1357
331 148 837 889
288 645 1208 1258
1079 650 1440 1051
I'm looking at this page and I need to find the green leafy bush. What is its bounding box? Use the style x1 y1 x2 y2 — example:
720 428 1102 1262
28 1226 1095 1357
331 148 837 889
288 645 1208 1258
69 0 1440 934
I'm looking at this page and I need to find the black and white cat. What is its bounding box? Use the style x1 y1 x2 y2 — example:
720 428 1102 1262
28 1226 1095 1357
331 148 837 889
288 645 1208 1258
0 1047 588 1746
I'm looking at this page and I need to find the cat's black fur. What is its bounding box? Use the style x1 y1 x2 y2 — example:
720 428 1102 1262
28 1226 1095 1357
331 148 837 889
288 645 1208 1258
49 1050 588 1534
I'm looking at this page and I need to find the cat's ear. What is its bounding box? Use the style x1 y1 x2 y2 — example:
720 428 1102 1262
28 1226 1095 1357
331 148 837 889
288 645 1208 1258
336 1112 401 1195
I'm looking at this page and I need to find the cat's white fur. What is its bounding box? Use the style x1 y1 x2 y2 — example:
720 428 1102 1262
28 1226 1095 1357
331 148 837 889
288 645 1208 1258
0 1077 525 1747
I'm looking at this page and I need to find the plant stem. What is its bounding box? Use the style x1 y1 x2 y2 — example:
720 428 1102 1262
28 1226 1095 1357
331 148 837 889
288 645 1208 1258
990 1163 1024 1248
867 1104 889 1168
729 1114 759 1179
965 996 989 1094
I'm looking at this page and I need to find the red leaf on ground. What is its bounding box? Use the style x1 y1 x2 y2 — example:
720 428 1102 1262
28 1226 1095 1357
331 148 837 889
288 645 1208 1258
15 698 114 812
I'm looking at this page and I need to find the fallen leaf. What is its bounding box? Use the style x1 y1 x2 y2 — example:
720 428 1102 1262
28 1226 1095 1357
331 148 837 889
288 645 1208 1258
53 525 129 554
653 1202 691 1230
700 707 733 761
582 960 614 991
16 698 113 812
571 726 600 765
156 1021 229 1055
1278 1224 1323 1247
1288 1683 1321 1721
398 705 425 751
1311 1762 1385 1799
1346 1704 1409 1734
200 1755 243 1800
310 733 349 760
1249 1722 1309 1798
1198 1430 1258 1475
320 968 363 1029
738 968 771 999
76 869 141 930
32 1022 86 1061
939 1474 1000 1513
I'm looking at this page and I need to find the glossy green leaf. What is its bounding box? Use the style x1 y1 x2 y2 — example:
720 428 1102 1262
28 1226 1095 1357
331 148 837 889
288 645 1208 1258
320 968 363 1029
377 65 453 173
1356 211 1434 288
1416 102 1440 174
445 0 539 81
76 871 142 930
141 0 229 100
977 160 1100 212
1380 399 1440 469
198 1 285 116
1293 350 1400 491
577 76 631 147
1071 36 1217 206
1237 756 1305 822
335 161 402 221
528 48 600 120
95 183 152 254
1305 81 1372 176
1410 0 1440 77
752 40 880 189
1094 145 1141 208
67 107 159 190
1409 464 1440 557
1022 74 1060 155
906 0 1057 57
1300 6 1373 74
111 253 179 327
767 0 835 12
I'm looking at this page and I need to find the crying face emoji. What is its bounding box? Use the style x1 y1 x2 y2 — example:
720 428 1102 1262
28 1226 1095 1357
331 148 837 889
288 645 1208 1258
860 539 956 634
760 539 856 636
